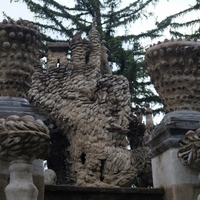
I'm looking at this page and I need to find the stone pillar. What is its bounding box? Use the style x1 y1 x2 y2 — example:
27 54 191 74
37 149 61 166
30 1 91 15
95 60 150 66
145 38 200 200
5 160 38 200
0 115 50 200
0 19 49 200
145 110 200 200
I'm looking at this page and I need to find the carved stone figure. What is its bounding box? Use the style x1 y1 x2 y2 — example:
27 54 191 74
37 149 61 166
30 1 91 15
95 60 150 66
100 40 112 74
135 105 143 123
178 128 200 200
28 22 148 187
178 128 200 169
145 103 154 134
145 38 200 113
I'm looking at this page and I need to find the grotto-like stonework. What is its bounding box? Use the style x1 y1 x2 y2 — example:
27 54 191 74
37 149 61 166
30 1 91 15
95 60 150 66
28 22 148 187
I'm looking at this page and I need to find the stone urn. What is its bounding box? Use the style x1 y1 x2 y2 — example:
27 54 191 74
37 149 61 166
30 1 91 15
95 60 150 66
145 38 200 113
0 115 50 200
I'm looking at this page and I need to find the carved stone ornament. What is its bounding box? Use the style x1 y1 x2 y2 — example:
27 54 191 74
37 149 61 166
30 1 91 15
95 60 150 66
0 114 50 200
28 21 149 187
0 19 41 98
0 115 50 161
178 128 200 169
145 38 200 113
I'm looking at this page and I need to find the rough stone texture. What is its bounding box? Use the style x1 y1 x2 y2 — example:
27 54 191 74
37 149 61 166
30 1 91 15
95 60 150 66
44 185 164 200
177 128 200 200
0 115 50 161
0 19 40 98
0 115 50 200
46 42 69 71
178 128 200 169
0 19 50 200
145 38 200 113
152 148 200 200
28 24 149 187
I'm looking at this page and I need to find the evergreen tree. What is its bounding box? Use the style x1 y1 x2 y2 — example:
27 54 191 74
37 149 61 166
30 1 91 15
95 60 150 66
155 0 200 38
9 0 165 114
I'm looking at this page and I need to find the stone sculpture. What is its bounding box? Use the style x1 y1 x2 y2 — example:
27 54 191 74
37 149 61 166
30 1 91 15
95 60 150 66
0 115 50 200
178 128 200 200
145 38 200 200
0 19 50 200
100 40 112 74
145 38 200 113
28 21 148 187
178 128 200 169
135 105 143 123
0 19 40 97
144 103 154 134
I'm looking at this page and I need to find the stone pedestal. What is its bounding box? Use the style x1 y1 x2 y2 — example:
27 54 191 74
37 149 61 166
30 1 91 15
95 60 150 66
145 110 200 200
5 160 38 200
0 159 44 200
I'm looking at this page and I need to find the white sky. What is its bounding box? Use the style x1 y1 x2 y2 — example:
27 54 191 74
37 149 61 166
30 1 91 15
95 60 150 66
0 0 198 42
0 0 199 123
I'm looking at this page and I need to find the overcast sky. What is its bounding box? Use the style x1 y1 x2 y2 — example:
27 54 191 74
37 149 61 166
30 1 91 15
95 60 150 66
0 0 198 42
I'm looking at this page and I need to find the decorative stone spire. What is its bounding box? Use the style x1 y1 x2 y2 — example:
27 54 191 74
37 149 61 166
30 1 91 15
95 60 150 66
0 19 41 97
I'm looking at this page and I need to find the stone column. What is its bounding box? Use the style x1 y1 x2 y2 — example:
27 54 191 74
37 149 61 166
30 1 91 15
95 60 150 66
145 38 200 200
5 160 38 200
0 19 48 200
145 110 200 200
0 115 50 200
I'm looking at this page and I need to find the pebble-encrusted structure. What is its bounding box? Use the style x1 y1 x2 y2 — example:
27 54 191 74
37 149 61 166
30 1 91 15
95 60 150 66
0 19 40 97
0 19 50 200
28 23 148 187
0 115 50 161
145 38 200 113
145 38 200 200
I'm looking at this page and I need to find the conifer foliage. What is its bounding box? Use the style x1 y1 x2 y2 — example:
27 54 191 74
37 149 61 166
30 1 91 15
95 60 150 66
155 0 200 38
9 0 168 113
